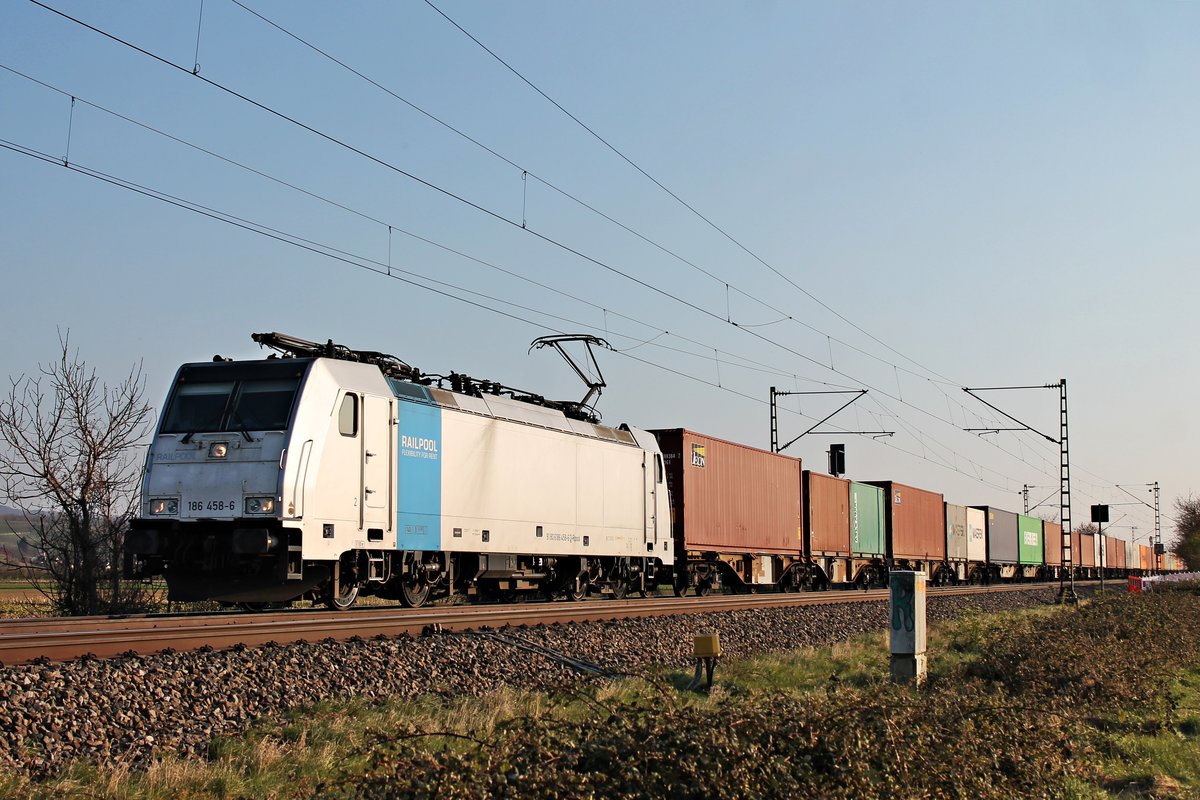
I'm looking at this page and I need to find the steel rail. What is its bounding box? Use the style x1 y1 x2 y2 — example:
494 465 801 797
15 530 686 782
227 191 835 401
0 583 1068 666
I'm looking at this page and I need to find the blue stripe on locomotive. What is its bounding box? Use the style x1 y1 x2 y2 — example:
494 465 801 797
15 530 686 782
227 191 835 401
391 382 442 551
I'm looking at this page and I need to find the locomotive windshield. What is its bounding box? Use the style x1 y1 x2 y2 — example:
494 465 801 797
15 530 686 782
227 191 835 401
160 360 309 435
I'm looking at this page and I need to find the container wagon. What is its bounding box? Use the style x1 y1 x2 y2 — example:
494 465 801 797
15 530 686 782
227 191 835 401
849 481 888 587
1077 531 1096 577
1017 514 1045 580
975 507 1019 581
1044 521 1063 579
966 507 987 582
803 471 889 588
1105 535 1125 574
652 429 805 594
945 503 969 583
869 482 949 583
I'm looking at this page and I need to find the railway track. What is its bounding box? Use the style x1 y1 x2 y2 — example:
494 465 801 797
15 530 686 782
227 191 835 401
0 582 1075 666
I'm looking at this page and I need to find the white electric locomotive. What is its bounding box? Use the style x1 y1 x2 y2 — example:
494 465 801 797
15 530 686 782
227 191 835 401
126 332 674 608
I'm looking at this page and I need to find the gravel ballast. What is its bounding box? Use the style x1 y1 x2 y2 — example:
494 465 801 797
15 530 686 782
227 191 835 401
0 588 1060 777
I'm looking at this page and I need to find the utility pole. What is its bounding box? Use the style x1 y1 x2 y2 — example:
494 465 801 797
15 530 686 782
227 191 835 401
963 379 1075 603
1154 482 1161 575
1115 482 1162 575
1059 380 1073 601
768 387 888 454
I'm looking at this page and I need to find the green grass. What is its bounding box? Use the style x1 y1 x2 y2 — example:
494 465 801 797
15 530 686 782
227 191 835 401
1083 666 1200 797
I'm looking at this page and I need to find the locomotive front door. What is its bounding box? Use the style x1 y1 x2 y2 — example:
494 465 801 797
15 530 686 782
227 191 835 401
362 394 393 531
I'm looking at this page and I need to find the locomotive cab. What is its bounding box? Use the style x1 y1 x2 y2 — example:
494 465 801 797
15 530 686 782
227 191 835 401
127 357 314 602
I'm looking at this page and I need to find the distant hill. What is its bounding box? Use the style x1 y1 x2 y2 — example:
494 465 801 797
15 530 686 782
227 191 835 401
0 505 24 517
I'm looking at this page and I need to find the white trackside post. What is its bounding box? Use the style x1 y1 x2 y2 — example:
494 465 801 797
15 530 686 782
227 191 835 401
889 570 927 685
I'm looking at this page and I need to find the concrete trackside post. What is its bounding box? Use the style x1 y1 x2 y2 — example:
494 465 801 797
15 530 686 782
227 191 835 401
889 570 927 685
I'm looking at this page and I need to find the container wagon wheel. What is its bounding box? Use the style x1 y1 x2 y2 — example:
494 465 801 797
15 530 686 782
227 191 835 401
694 580 711 597
324 582 360 611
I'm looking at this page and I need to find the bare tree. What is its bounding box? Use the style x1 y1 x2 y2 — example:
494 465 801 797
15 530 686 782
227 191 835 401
0 333 154 615
1172 495 1200 571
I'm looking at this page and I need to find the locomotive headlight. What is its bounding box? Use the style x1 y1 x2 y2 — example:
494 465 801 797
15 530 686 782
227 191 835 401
149 498 178 515
208 442 229 459
244 497 276 515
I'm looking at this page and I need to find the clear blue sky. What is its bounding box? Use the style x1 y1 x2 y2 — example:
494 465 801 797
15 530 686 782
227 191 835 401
2 1 1195 544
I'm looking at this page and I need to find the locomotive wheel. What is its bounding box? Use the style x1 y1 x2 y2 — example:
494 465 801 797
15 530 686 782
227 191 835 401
610 580 628 601
398 577 430 608
324 582 359 611
637 579 661 598
564 580 587 602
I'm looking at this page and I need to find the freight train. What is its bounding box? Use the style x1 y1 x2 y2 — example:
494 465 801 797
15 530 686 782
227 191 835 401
125 332 1176 608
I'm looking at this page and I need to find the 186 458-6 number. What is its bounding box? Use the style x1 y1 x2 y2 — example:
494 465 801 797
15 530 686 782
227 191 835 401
187 500 236 512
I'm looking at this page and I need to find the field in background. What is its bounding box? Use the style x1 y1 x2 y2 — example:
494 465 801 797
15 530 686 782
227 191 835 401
0 514 34 556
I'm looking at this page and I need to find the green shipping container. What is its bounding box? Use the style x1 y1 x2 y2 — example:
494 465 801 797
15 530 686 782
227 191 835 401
1018 514 1044 565
849 482 886 557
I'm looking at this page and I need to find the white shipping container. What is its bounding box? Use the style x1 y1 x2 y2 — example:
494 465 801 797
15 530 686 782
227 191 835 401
966 507 986 563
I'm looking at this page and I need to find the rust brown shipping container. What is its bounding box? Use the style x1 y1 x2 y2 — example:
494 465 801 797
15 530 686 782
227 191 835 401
1077 532 1096 567
651 429 803 555
1104 535 1123 569
1044 521 1063 566
1139 544 1152 571
804 471 850 556
868 481 946 561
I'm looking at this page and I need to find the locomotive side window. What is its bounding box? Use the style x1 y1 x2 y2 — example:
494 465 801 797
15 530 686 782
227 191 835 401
162 382 234 434
339 393 359 437
655 453 664 484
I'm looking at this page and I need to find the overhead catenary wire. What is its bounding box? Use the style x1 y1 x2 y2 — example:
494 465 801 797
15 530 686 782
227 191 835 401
414 0 1131 493
12 1 1133 503
224 0 983 398
0 135 1017 494
21 1 1039 469
28 0 879 385
0 62 853 393
231 0 1081 488
421 0 959 387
